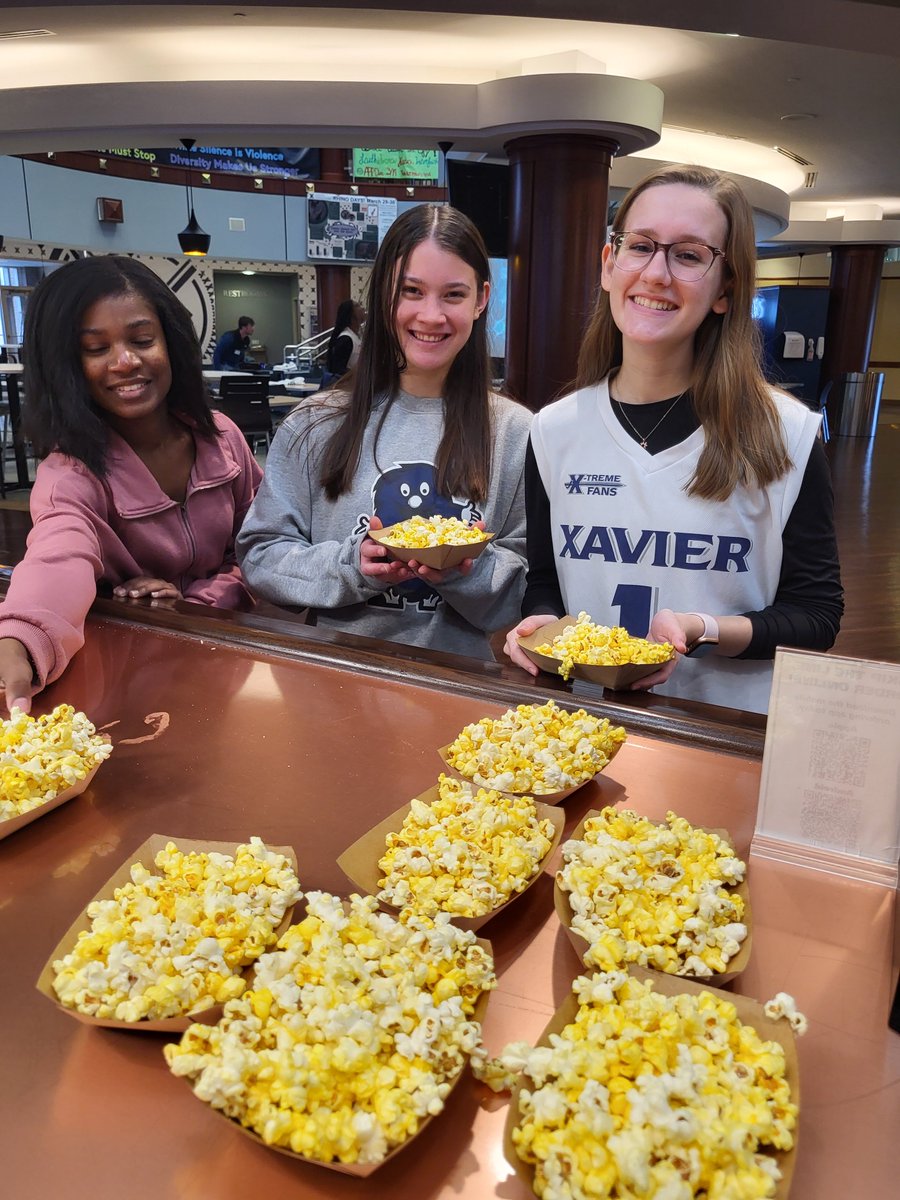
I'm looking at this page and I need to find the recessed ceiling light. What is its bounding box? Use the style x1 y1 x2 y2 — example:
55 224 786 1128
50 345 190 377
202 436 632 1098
242 269 256 276
780 113 817 122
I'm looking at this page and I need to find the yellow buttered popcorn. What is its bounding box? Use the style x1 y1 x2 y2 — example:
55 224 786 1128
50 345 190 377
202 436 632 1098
165 892 496 1165
51 838 301 1021
535 611 673 680
378 514 486 547
487 970 798 1200
378 774 553 917
1 704 113 821
558 807 747 977
446 700 625 793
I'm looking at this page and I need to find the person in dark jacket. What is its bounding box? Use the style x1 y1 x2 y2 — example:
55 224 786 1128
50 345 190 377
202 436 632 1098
213 316 255 370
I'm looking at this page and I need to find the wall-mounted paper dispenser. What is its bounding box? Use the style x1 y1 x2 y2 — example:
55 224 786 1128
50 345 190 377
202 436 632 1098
782 331 805 359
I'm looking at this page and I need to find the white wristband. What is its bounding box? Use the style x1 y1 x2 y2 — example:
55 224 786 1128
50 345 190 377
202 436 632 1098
684 612 720 657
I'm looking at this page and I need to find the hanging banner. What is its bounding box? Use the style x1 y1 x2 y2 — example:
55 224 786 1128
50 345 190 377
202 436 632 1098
307 193 398 262
100 147 321 179
352 148 439 182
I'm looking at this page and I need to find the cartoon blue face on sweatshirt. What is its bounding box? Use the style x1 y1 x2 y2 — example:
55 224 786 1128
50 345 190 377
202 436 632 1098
354 461 482 612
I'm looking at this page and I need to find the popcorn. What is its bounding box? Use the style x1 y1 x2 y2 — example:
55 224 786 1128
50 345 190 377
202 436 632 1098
764 992 809 1036
377 774 554 917
0 704 113 821
378 514 486 548
51 838 301 1020
445 700 626 794
165 892 497 1165
558 808 748 977
534 611 673 681
500 971 798 1200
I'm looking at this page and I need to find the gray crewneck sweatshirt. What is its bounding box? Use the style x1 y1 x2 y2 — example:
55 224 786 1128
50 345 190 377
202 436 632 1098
236 389 531 659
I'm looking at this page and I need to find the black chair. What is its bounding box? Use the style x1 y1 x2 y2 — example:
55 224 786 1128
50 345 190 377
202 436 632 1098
216 375 273 452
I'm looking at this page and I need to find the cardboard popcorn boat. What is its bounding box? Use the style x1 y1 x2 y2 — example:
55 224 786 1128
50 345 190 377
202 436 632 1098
338 784 564 931
36 834 298 1032
437 721 624 806
367 521 494 570
518 614 674 689
554 809 752 986
0 760 105 842
504 966 798 1199
169 897 493 1177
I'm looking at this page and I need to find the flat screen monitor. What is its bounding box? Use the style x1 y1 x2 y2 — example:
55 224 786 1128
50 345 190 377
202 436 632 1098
446 160 509 258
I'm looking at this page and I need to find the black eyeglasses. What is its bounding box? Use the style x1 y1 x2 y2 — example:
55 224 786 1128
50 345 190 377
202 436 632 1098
610 232 727 281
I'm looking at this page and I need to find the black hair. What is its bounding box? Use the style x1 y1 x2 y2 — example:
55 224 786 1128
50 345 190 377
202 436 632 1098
325 299 358 374
319 204 493 502
238 316 254 330
23 254 217 477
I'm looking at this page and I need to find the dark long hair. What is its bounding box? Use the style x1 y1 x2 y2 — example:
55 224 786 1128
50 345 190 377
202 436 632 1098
325 298 357 374
23 254 217 477
318 204 494 502
576 164 790 500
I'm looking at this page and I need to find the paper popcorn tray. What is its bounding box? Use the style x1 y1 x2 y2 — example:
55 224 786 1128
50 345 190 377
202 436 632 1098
518 614 673 688
503 966 798 1199
337 785 564 931
168 900 493 1177
437 733 623 805
35 834 298 1033
367 523 494 570
0 760 104 842
554 810 752 986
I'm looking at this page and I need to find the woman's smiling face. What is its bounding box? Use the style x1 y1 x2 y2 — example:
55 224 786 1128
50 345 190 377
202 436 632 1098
600 182 730 358
79 290 172 425
393 238 488 395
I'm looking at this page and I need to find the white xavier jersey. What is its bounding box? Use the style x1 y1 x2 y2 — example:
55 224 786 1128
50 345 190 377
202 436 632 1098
530 377 821 713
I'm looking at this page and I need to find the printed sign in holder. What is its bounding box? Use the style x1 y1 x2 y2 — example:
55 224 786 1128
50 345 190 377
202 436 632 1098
754 647 900 1032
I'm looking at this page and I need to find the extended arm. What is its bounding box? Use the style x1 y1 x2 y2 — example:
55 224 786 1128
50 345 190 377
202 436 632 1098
235 417 390 610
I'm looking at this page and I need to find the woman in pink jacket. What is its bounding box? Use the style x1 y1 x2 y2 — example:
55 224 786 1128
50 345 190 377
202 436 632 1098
0 255 262 714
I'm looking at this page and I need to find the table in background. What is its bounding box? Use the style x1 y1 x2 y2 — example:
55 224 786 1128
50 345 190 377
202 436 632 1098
0 363 31 489
0 601 897 1200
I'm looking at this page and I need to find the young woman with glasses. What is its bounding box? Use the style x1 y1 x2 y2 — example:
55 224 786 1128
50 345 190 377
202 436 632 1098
505 163 843 713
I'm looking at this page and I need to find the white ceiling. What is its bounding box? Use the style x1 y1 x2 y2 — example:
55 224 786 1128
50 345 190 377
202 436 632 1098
1 2 899 233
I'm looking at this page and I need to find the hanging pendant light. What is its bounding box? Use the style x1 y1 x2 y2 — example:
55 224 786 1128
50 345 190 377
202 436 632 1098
177 140 210 256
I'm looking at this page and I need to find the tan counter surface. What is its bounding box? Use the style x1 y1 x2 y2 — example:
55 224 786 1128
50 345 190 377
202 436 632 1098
1 605 897 1199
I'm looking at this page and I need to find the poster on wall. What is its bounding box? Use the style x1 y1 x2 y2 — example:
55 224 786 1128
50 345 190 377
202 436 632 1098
307 193 398 262
352 149 439 182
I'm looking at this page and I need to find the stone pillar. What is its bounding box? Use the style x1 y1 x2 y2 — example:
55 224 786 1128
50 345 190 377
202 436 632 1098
505 134 617 412
820 244 886 426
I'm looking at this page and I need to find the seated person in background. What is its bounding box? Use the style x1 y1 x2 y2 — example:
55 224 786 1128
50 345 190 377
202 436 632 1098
212 315 255 370
322 299 366 386
0 255 262 715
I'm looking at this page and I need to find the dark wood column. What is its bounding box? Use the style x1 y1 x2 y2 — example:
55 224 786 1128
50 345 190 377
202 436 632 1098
314 149 352 332
504 134 617 412
819 244 886 424
317 265 352 334
319 147 348 184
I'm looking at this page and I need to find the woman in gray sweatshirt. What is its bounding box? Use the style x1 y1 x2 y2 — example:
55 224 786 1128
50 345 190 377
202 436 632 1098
236 204 530 660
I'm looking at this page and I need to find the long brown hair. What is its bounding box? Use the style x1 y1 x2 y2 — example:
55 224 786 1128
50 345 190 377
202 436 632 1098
318 204 493 502
577 164 791 501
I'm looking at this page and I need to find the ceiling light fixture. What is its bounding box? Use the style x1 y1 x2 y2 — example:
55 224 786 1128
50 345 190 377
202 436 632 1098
177 138 211 257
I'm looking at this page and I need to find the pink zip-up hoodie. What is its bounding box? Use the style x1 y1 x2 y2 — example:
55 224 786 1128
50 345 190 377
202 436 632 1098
0 411 262 688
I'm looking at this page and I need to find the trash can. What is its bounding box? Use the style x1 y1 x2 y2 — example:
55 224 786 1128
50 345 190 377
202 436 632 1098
835 370 883 438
